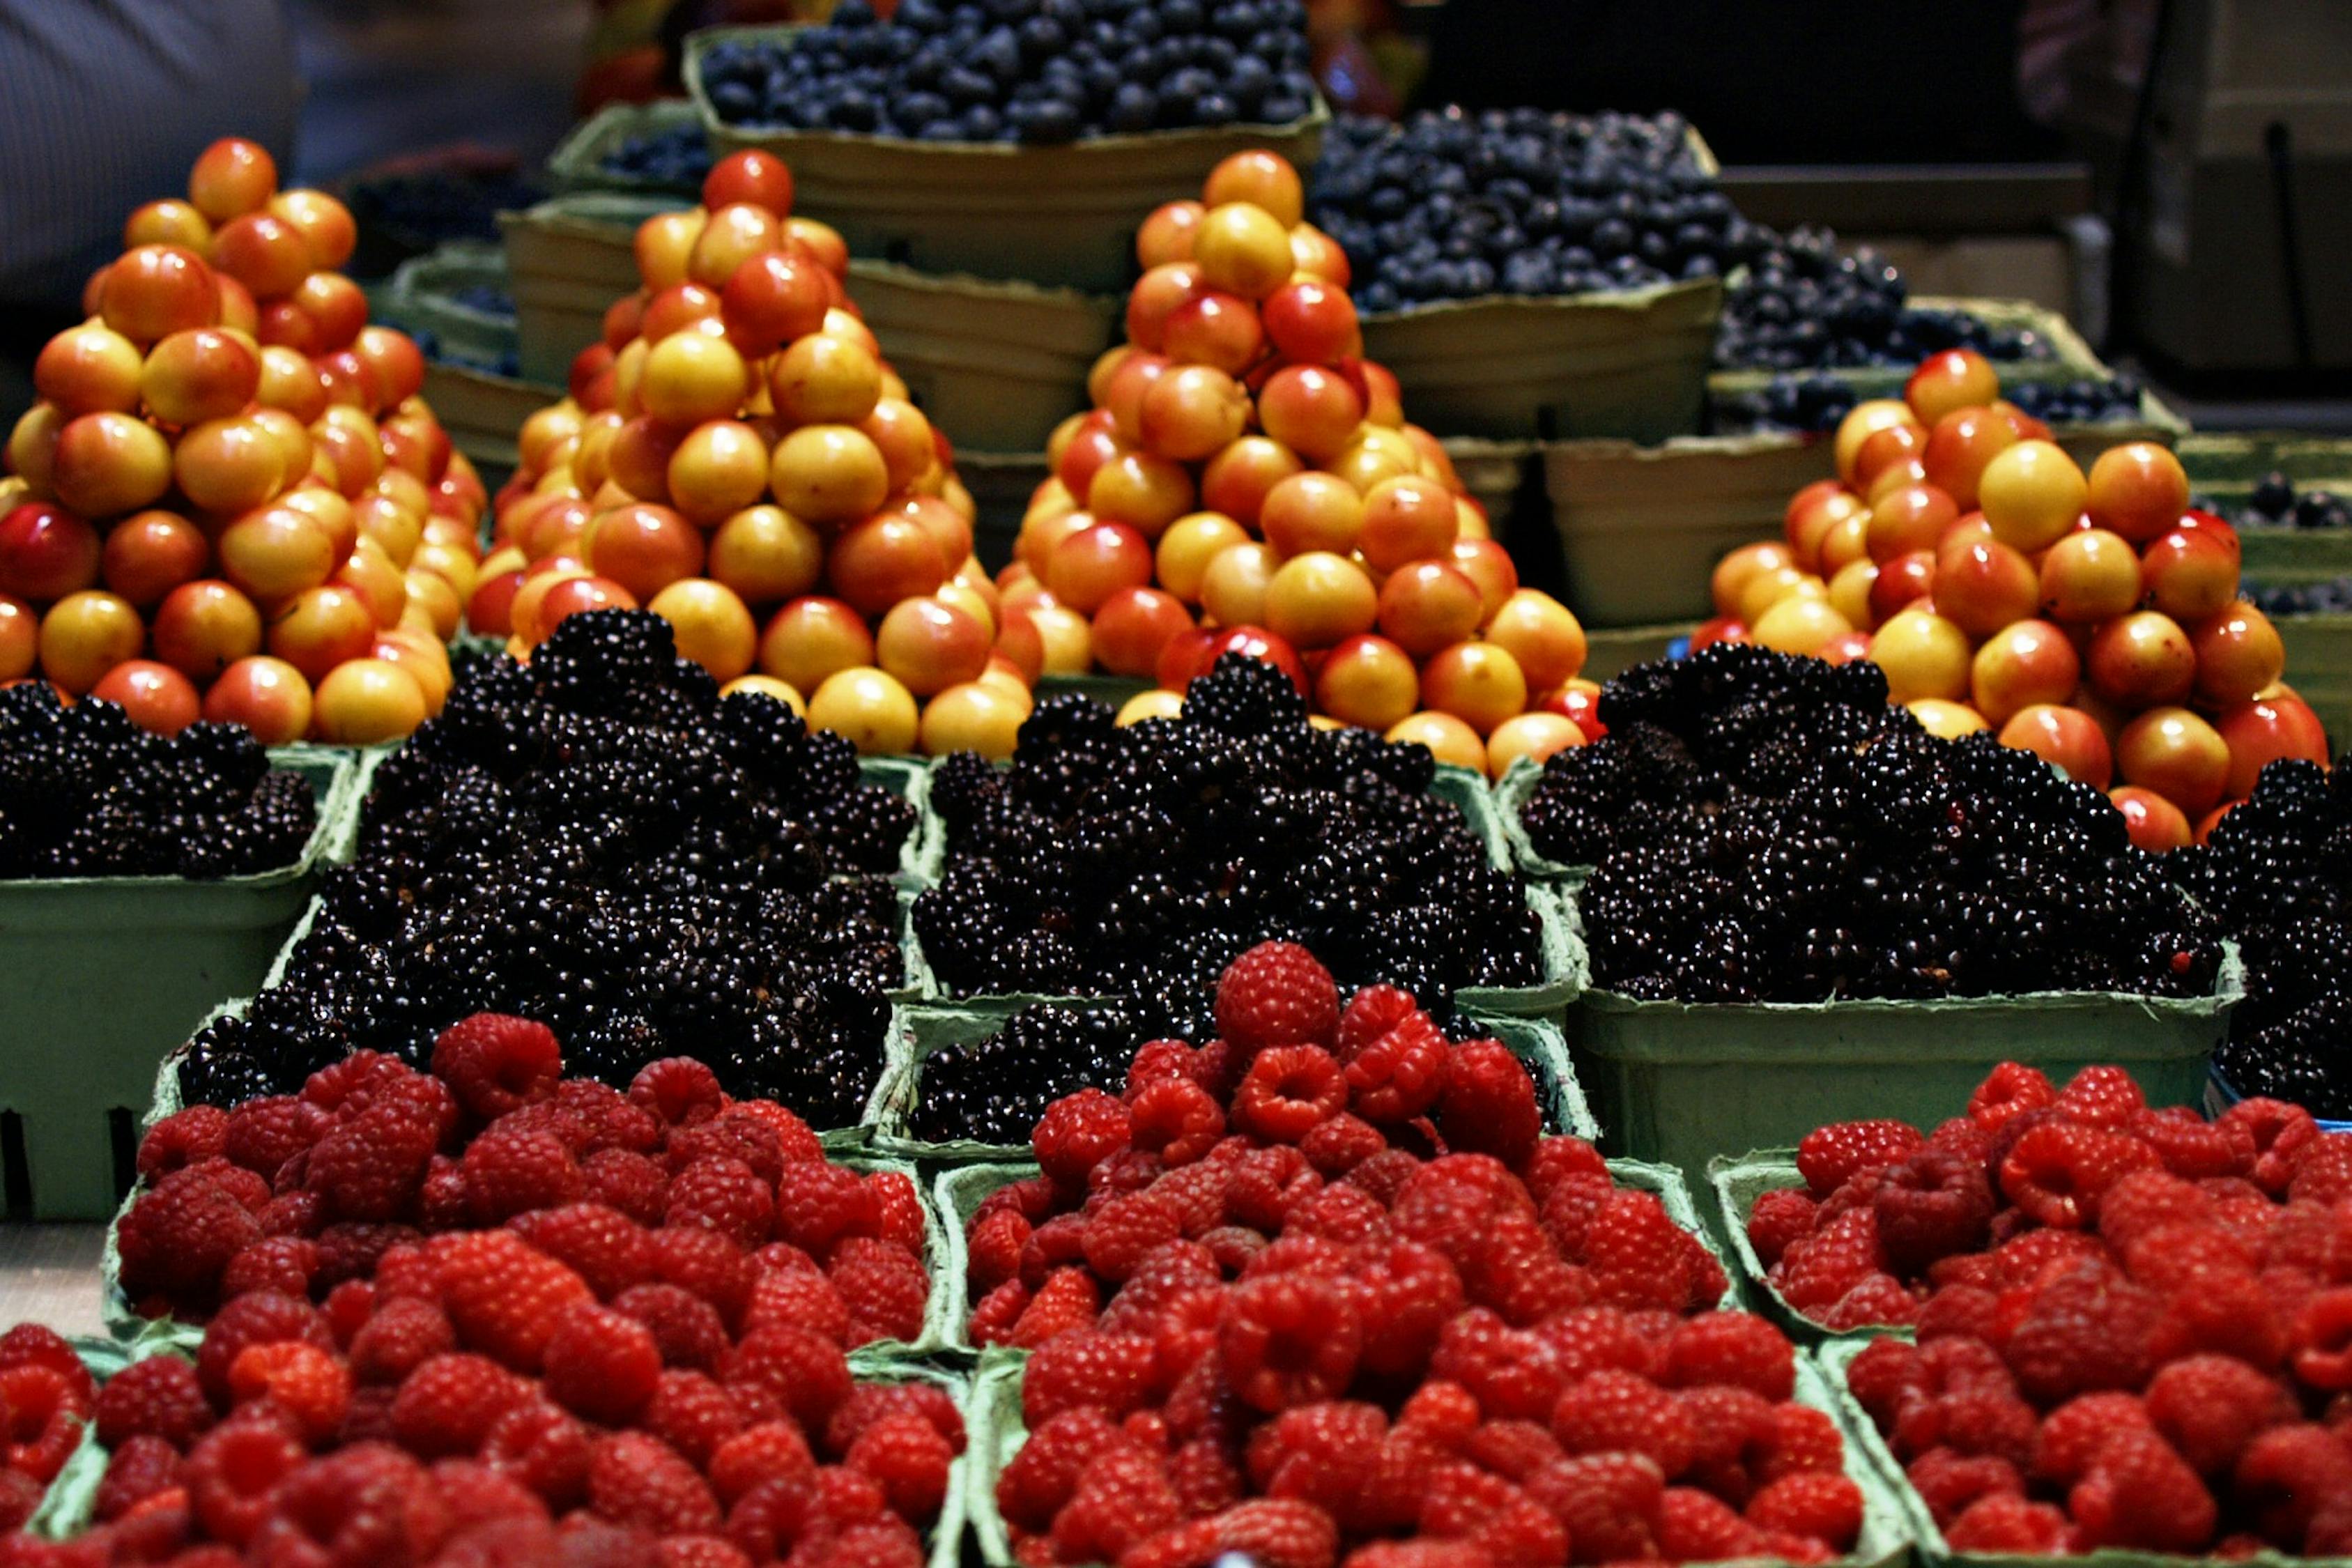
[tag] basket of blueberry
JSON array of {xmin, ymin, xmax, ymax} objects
[
  {"xmin": 1307, "ymin": 108, "xmax": 1726, "ymax": 443},
  {"xmin": 546, "ymin": 98, "xmax": 713, "ymax": 197},
  {"xmin": 2183, "ymin": 433, "xmax": 2352, "ymax": 588},
  {"xmin": 683, "ymin": 0, "xmax": 1328, "ymax": 292}
]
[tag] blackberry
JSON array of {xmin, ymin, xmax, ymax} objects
[
  {"xmin": 1553, "ymin": 645, "xmax": 2222, "ymax": 1005},
  {"xmin": 0, "ymin": 688, "xmax": 316, "ymax": 882},
  {"xmin": 913, "ymin": 653, "xmax": 1543, "ymax": 1020},
  {"xmin": 173, "ymin": 611, "xmax": 908, "ymax": 1116},
  {"xmin": 909, "ymin": 1003, "xmax": 1136, "ymax": 1144}
]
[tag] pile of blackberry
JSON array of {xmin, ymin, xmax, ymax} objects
[
  {"xmin": 0, "ymin": 685, "xmax": 315, "ymax": 881},
  {"xmin": 1523, "ymin": 644, "xmax": 2222, "ymax": 1003},
  {"xmin": 174, "ymin": 611, "xmax": 915, "ymax": 1125},
  {"xmin": 1712, "ymin": 224, "xmax": 2054, "ymax": 372},
  {"xmin": 914, "ymin": 655, "xmax": 1543, "ymax": 1033},
  {"xmin": 597, "ymin": 120, "xmax": 712, "ymax": 190},
  {"xmin": 1307, "ymin": 108, "xmax": 1747, "ymax": 312},
  {"xmin": 2209, "ymin": 471, "xmax": 2351, "ymax": 532},
  {"xmin": 695, "ymin": 0, "xmax": 1316, "ymax": 146},
  {"xmin": 907, "ymin": 1001, "xmax": 1138, "ymax": 1145},
  {"xmin": 2172, "ymin": 760, "xmax": 2352, "ymax": 1116}
]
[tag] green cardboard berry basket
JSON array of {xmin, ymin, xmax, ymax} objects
[
  {"xmin": 546, "ymin": 98, "xmax": 709, "ymax": 197},
  {"xmin": 1493, "ymin": 754, "xmax": 1590, "ymax": 888},
  {"xmin": 864, "ymin": 1002, "xmax": 1601, "ymax": 1165},
  {"xmin": 1363, "ymin": 272, "xmax": 1723, "ymax": 445},
  {"xmin": 682, "ymin": 24, "xmax": 1329, "ymax": 293},
  {"xmin": 840, "ymin": 1352, "xmax": 983, "ymax": 1568},
  {"xmin": 2181, "ymin": 431, "xmax": 2352, "ymax": 590},
  {"xmin": 1707, "ymin": 1151, "xmax": 1913, "ymax": 1347},
  {"xmin": 962, "ymin": 1342, "xmax": 1909, "ymax": 1568},
  {"xmin": 371, "ymin": 245, "xmax": 558, "ymax": 477},
  {"xmin": 1705, "ymin": 296, "xmax": 2114, "ymax": 404},
  {"xmin": 0, "ymin": 751, "xmax": 361, "ymax": 1221},
  {"xmin": 19, "ymin": 1335, "xmax": 157, "ymax": 1543},
  {"xmin": 498, "ymin": 191, "xmax": 689, "ymax": 384},
  {"xmin": 1566, "ymin": 932, "xmax": 2245, "ymax": 1180},
  {"xmin": 2273, "ymin": 613, "xmax": 2352, "ymax": 748},
  {"xmin": 928, "ymin": 1155, "xmax": 1730, "ymax": 1358},
  {"xmin": 845, "ymin": 259, "xmax": 1119, "ymax": 454}
]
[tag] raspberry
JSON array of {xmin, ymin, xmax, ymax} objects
[
  {"xmin": 2293, "ymin": 1287, "xmax": 2352, "ymax": 1391},
  {"xmin": 506, "ymin": 1203, "xmax": 652, "ymax": 1300},
  {"xmin": 647, "ymin": 1226, "xmax": 756, "ymax": 1330},
  {"xmin": 1124, "ymin": 1076, "xmax": 1227, "ymax": 1170},
  {"xmin": 535, "ymin": 1301, "xmax": 662, "ymax": 1426},
  {"xmin": 1220, "ymin": 1273, "xmax": 1362, "ymax": 1413},
  {"xmin": 1548, "ymin": 1369, "xmax": 1695, "ymax": 1475},
  {"xmin": 1757, "ymin": 1403, "xmax": 1845, "ymax": 1483},
  {"xmin": 428, "ymin": 1229, "xmax": 594, "ymax": 1372},
  {"xmin": 2236, "ymin": 1423, "xmax": 2352, "ymax": 1547},
  {"xmin": 2291, "ymin": 1135, "xmax": 2352, "ymax": 1206},
  {"xmin": 1903, "ymin": 1385, "xmax": 2036, "ymax": 1473},
  {"xmin": 2031, "ymin": 1392, "xmax": 2152, "ymax": 1485},
  {"xmin": 2133, "ymin": 1107, "xmax": 2253, "ymax": 1181},
  {"xmin": 185, "ymin": 1417, "xmax": 307, "ymax": 1546},
  {"xmin": 831, "ymin": 1237, "xmax": 928, "ymax": 1345},
  {"xmin": 844, "ymin": 1413, "xmax": 953, "ymax": 1523},
  {"xmin": 1434, "ymin": 1039, "xmax": 1542, "ymax": 1172},
  {"xmin": 1869, "ymin": 1148, "xmax": 1994, "ymax": 1275},
  {"xmin": 223, "ymin": 1096, "xmax": 325, "ymax": 1179},
  {"xmin": 1231, "ymin": 1047, "xmax": 1346, "ymax": 1144},
  {"xmin": 344, "ymin": 1296, "xmax": 453, "ymax": 1388},
  {"xmin": 431, "ymin": 1456, "xmax": 547, "ymax": 1531},
  {"xmin": 1968, "ymin": 1063, "xmax": 2057, "ymax": 1129},
  {"xmin": 1656, "ymin": 1486, "xmax": 1765, "ymax": 1560},
  {"xmin": 743, "ymin": 1264, "xmax": 852, "ymax": 1347},
  {"xmin": 94, "ymin": 1353, "xmax": 213, "ymax": 1450},
  {"xmin": 2222, "ymin": 1097, "xmax": 2320, "ymax": 1195},
  {"xmin": 2144, "ymin": 1355, "xmax": 2297, "ymax": 1477},
  {"xmin": 1745, "ymin": 1188, "xmax": 1818, "ymax": 1270},
  {"xmin": 1417, "ymin": 1461, "xmax": 1565, "ymax": 1568},
  {"xmin": 1289, "ymin": 1183, "xmax": 1390, "ymax": 1247},
  {"xmin": 138, "ymin": 1105, "xmax": 230, "ymax": 1182},
  {"xmin": 1082, "ymin": 1191, "xmax": 1184, "ymax": 1284},
  {"xmin": 587, "ymin": 1431, "xmax": 721, "ymax": 1534},
  {"xmin": 2051, "ymin": 1063, "xmax": 2146, "ymax": 1128},
  {"xmin": 454, "ymin": 1128, "xmax": 581, "ymax": 1227},
  {"xmin": 999, "ymin": 1266, "xmax": 1091, "ymax": 1349},
  {"xmin": 302, "ymin": 1051, "xmax": 408, "ymax": 1118},
  {"xmin": 665, "ymin": 1158, "xmax": 774, "ymax": 1251},
  {"xmin": 758, "ymin": 1162, "xmax": 866, "ymax": 1263},
  {"xmin": 1145, "ymin": 1499, "xmax": 1340, "ymax": 1568},
  {"xmin": 995, "ymin": 1409, "xmax": 1125, "ymax": 1532},
  {"xmin": 560, "ymin": 1078, "xmax": 664, "ymax": 1155},
  {"xmin": 1661, "ymin": 1312, "xmax": 1795, "ymax": 1400},
  {"xmin": 480, "ymin": 1400, "xmax": 593, "ymax": 1509},
  {"xmin": 964, "ymin": 1207, "xmax": 1031, "ymax": 1294},
  {"xmin": 581, "ymin": 1149, "xmax": 670, "ymax": 1226},
  {"xmin": 1245, "ymin": 1401, "xmax": 1385, "ymax": 1525},
  {"xmin": 195, "ymin": 1290, "xmax": 332, "ymax": 1405},
  {"xmin": 1998, "ymin": 1121, "xmax": 2160, "ymax": 1229},
  {"xmin": 431, "ymin": 1014, "xmax": 562, "ymax": 1121},
  {"xmin": 1337, "ymin": 1004, "xmax": 1450, "ymax": 1125},
  {"xmin": 1523, "ymin": 1450, "xmax": 1659, "ymax": 1561},
  {"xmin": 1217, "ymin": 941, "xmax": 1339, "ymax": 1059},
  {"xmin": 116, "ymin": 1165, "xmax": 263, "ymax": 1309},
  {"xmin": 1022, "ymin": 1330, "xmax": 1155, "ymax": 1424},
  {"xmin": 1945, "ymin": 1493, "xmax": 2069, "ymax": 1551},
  {"xmin": 639, "ymin": 1370, "xmax": 746, "ymax": 1470},
  {"xmin": 1583, "ymin": 1189, "xmax": 1727, "ymax": 1314},
  {"xmin": 704, "ymin": 1421, "xmax": 815, "ymax": 1510},
  {"xmin": 248, "ymin": 1443, "xmax": 445, "ymax": 1567},
  {"xmin": 1464, "ymin": 1420, "xmax": 1565, "ymax": 1484},
  {"xmin": 597, "ymin": 1286, "xmax": 723, "ymax": 1376},
  {"xmin": 721, "ymin": 1325, "xmax": 851, "ymax": 1433},
  {"xmin": 827, "ymin": 1383, "xmax": 964, "ymax": 1459},
  {"xmin": 629, "ymin": 1059, "xmax": 726, "ymax": 1128},
  {"xmin": 93, "ymin": 1433, "xmax": 182, "ymax": 1522},
  {"xmin": 2070, "ymin": 1429, "xmax": 2217, "ymax": 1551},
  {"xmin": 667, "ymin": 1113, "xmax": 786, "ymax": 1187},
  {"xmin": 226, "ymin": 1341, "xmax": 350, "ymax": 1442},
  {"xmin": 306, "ymin": 1097, "xmax": 438, "ymax": 1224},
  {"xmin": 0, "ymin": 1361, "xmax": 86, "ymax": 1484},
  {"xmin": 1746, "ymin": 1472, "xmax": 1862, "ymax": 1548},
  {"xmin": 391, "ymin": 1353, "xmax": 528, "ymax": 1457},
  {"xmin": 1796, "ymin": 1120, "xmax": 1922, "ymax": 1199},
  {"xmin": 1129, "ymin": 1038, "xmax": 1206, "ymax": 1093},
  {"xmin": 1905, "ymin": 1450, "xmax": 2023, "ymax": 1529}
]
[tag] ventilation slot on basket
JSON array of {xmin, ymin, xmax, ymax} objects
[
  {"xmin": 109, "ymin": 1108, "xmax": 137, "ymax": 1207},
  {"xmin": 1, "ymin": 1114, "xmax": 28, "ymax": 1221}
]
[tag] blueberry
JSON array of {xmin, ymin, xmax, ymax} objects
[
  {"xmin": 710, "ymin": 80, "xmax": 759, "ymax": 121},
  {"xmin": 972, "ymin": 26, "xmax": 1022, "ymax": 83},
  {"xmin": 2254, "ymin": 472, "xmax": 2295, "ymax": 518},
  {"xmin": 941, "ymin": 66, "xmax": 995, "ymax": 105},
  {"xmin": 829, "ymin": 91, "xmax": 881, "ymax": 131},
  {"xmin": 1015, "ymin": 98, "xmax": 1082, "ymax": 142},
  {"xmin": 1018, "ymin": 13, "xmax": 1066, "ymax": 57},
  {"xmin": 961, "ymin": 103, "xmax": 1005, "ymax": 139},
  {"xmin": 1157, "ymin": 0, "xmax": 1204, "ymax": 32},
  {"xmin": 1107, "ymin": 81, "xmax": 1157, "ymax": 131},
  {"xmin": 1501, "ymin": 251, "xmax": 1556, "ymax": 294},
  {"xmin": 1192, "ymin": 91, "xmax": 1236, "ymax": 126}
]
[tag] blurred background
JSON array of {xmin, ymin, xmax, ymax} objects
[{"xmin": 2, "ymin": 0, "xmax": 2345, "ymax": 423}]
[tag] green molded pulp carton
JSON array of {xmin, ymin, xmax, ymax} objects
[
  {"xmin": 1568, "ymin": 945, "xmax": 2244, "ymax": 1179},
  {"xmin": 0, "ymin": 753, "xmax": 359, "ymax": 1220},
  {"xmin": 1709, "ymin": 1152, "xmax": 1913, "ymax": 1345},
  {"xmin": 547, "ymin": 99, "xmax": 707, "ymax": 197}
]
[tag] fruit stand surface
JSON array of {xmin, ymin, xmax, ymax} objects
[{"xmin": 0, "ymin": 1227, "xmax": 105, "ymax": 1339}]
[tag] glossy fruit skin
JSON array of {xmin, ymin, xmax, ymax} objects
[
  {"xmin": 1999, "ymin": 704, "xmax": 2113, "ymax": 789},
  {"xmin": 2111, "ymin": 785, "xmax": 2193, "ymax": 852}
]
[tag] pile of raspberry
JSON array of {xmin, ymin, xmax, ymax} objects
[
  {"xmin": 968, "ymin": 942, "xmax": 1871, "ymax": 1568},
  {"xmin": 31, "ymin": 1014, "xmax": 955, "ymax": 1567},
  {"xmin": 116, "ymin": 1013, "xmax": 932, "ymax": 1341},
  {"xmin": 0, "ymin": 1326, "xmax": 100, "ymax": 1531},
  {"xmin": 1751, "ymin": 1063, "xmax": 2352, "ymax": 1555}
]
